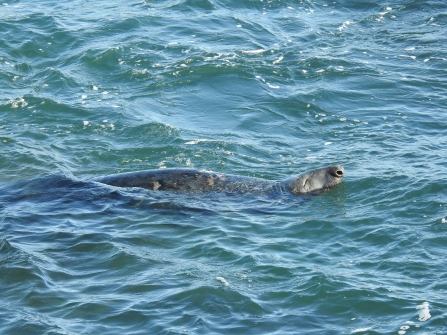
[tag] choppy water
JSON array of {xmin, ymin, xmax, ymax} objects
[{"xmin": 1, "ymin": 0, "xmax": 447, "ymax": 334}]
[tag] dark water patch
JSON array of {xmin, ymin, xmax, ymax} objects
[
  {"xmin": 101, "ymin": 17, "xmax": 144, "ymax": 35},
  {"xmin": 215, "ymin": 0, "xmax": 277, "ymax": 11},
  {"xmin": 400, "ymin": 0, "xmax": 447, "ymax": 12},
  {"xmin": 429, "ymin": 12, "xmax": 447, "ymax": 26},
  {"xmin": 81, "ymin": 47, "xmax": 124, "ymax": 72},
  {"xmin": 0, "ymin": 95, "xmax": 90, "ymax": 120},
  {"xmin": 116, "ymin": 122, "xmax": 181, "ymax": 147},
  {"xmin": 332, "ymin": 0, "xmax": 381, "ymax": 11},
  {"xmin": 175, "ymin": 0, "xmax": 215, "ymax": 11},
  {"xmin": 31, "ymin": 67, "xmax": 81, "ymax": 94},
  {"xmin": 157, "ymin": 285, "xmax": 266, "ymax": 320},
  {"xmin": 2, "ymin": 12, "xmax": 60, "ymax": 50}
]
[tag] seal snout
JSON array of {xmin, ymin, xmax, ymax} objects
[{"xmin": 329, "ymin": 166, "xmax": 344, "ymax": 178}]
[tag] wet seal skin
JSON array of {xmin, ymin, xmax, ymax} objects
[{"xmin": 94, "ymin": 166, "xmax": 344, "ymax": 195}]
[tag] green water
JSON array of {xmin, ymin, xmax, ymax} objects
[{"xmin": 1, "ymin": 0, "xmax": 447, "ymax": 334}]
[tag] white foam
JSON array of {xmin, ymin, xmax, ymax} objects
[
  {"xmin": 273, "ymin": 55, "xmax": 283, "ymax": 64},
  {"xmin": 338, "ymin": 20, "xmax": 354, "ymax": 31},
  {"xmin": 351, "ymin": 327, "xmax": 371, "ymax": 333},
  {"xmin": 10, "ymin": 97, "xmax": 28, "ymax": 108},
  {"xmin": 416, "ymin": 302, "xmax": 431, "ymax": 322},
  {"xmin": 398, "ymin": 325, "xmax": 410, "ymax": 335},
  {"xmin": 184, "ymin": 139, "xmax": 215, "ymax": 145},
  {"xmin": 442, "ymin": 218, "xmax": 446, "ymax": 223},
  {"xmin": 216, "ymin": 277, "xmax": 229, "ymax": 286},
  {"xmin": 241, "ymin": 49, "xmax": 265, "ymax": 55},
  {"xmin": 267, "ymin": 83, "xmax": 280, "ymax": 89},
  {"xmin": 83, "ymin": 121, "xmax": 89, "ymax": 126},
  {"xmin": 204, "ymin": 54, "xmax": 225, "ymax": 61}
]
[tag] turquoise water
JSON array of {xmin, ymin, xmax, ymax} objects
[{"xmin": 1, "ymin": 0, "xmax": 447, "ymax": 334}]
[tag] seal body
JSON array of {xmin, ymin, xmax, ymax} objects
[{"xmin": 94, "ymin": 166, "xmax": 344, "ymax": 195}]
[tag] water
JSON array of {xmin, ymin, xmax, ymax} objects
[{"xmin": 1, "ymin": 0, "xmax": 447, "ymax": 334}]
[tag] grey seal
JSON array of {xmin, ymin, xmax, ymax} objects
[{"xmin": 94, "ymin": 165, "xmax": 344, "ymax": 195}]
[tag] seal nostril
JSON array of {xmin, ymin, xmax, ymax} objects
[{"xmin": 330, "ymin": 169, "xmax": 344, "ymax": 178}]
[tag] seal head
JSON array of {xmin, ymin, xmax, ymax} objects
[{"xmin": 283, "ymin": 165, "xmax": 344, "ymax": 194}]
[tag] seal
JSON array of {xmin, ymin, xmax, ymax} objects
[{"xmin": 94, "ymin": 165, "xmax": 344, "ymax": 195}]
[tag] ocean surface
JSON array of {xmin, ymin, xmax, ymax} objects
[{"xmin": 1, "ymin": 0, "xmax": 446, "ymax": 334}]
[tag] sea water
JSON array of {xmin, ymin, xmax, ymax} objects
[{"xmin": 1, "ymin": 0, "xmax": 446, "ymax": 334}]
